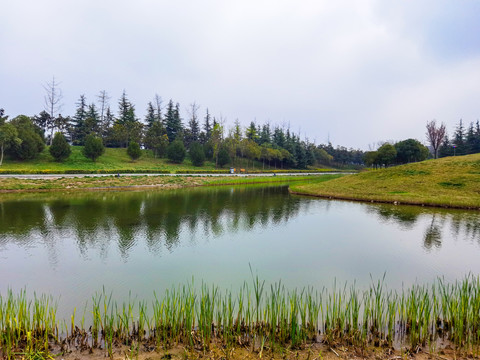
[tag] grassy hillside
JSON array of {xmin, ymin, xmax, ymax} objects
[
  {"xmin": 290, "ymin": 154, "xmax": 480, "ymax": 209},
  {"xmin": 0, "ymin": 146, "xmax": 291, "ymax": 174}
]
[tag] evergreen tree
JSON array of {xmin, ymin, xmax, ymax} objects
[
  {"xmin": 0, "ymin": 109, "xmax": 8, "ymax": 125},
  {"xmin": 465, "ymin": 122, "xmax": 477, "ymax": 154},
  {"xmin": 217, "ymin": 147, "xmax": 230, "ymax": 168},
  {"xmin": 272, "ymin": 126, "xmax": 286, "ymax": 148},
  {"xmin": 202, "ymin": 108, "xmax": 212, "ymax": 143},
  {"xmin": 189, "ymin": 141, "xmax": 205, "ymax": 166},
  {"xmin": 0, "ymin": 122, "xmax": 20, "ymax": 166},
  {"xmin": 394, "ymin": 139, "xmax": 429, "ymax": 163},
  {"xmin": 453, "ymin": 119, "xmax": 466, "ymax": 155},
  {"xmin": 72, "ymin": 95, "xmax": 88, "ymax": 145},
  {"xmin": 9, "ymin": 115, "xmax": 45, "ymax": 160},
  {"xmin": 185, "ymin": 103, "xmax": 200, "ymax": 148},
  {"xmin": 165, "ymin": 100, "xmax": 183, "ymax": 142},
  {"xmin": 439, "ymin": 133, "xmax": 454, "ymax": 157},
  {"xmin": 85, "ymin": 103, "xmax": 100, "ymax": 136},
  {"xmin": 154, "ymin": 94, "xmax": 163, "ymax": 123},
  {"xmin": 294, "ymin": 141, "xmax": 307, "ymax": 169},
  {"xmin": 166, "ymin": 139, "xmax": 186, "ymax": 163},
  {"xmin": 246, "ymin": 121, "xmax": 258, "ymax": 141},
  {"xmin": 259, "ymin": 123, "xmax": 271, "ymax": 145},
  {"xmin": 82, "ymin": 135, "xmax": 105, "ymax": 161},
  {"xmin": 49, "ymin": 132, "xmax": 71, "ymax": 162},
  {"xmin": 145, "ymin": 102, "xmax": 156, "ymax": 128},
  {"xmin": 127, "ymin": 141, "xmax": 142, "ymax": 161},
  {"xmin": 473, "ymin": 120, "xmax": 480, "ymax": 154},
  {"xmin": 101, "ymin": 106, "xmax": 114, "ymax": 140},
  {"xmin": 115, "ymin": 91, "xmax": 142, "ymax": 147},
  {"xmin": 33, "ymin": 111, "xmax": 50, "ymax": 136},
  {"xmin": 144, "ymin": 121, "xmax": 167, "ymax": 158}
]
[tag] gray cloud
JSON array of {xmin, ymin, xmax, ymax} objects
[{"xmin": 1, "ymin": 0, "xmax": 479, "ymax": 149}]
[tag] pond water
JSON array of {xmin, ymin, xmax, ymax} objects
[{"xmin": 1, "ymin": 185, "xmax": 480, "ymax": 318}]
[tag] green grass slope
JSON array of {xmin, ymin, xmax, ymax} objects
[
  {"xmin": 290, "ymin": 154, "xmax": 480, "ymax": 209},
  {"xmin": 0, "ymin": 146, "xmax": 269, "ymax": 174}
]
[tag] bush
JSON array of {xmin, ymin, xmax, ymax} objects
[
  {"xmin": 167, "ymin": 140, "xmax": 186, "ymax": 163},
  {"xmin": 82, "ymin": 135, "xmax": 105, "ymax": 162},
  {"xmin": 189, "ymin": 142, "xmax": 205, "ymax": 166},
  {"xmin": 49, "ymin": 132, "xmax": 71, "ymax": 161},
  {"xmin": 127, "ymin": 141, "xmax": 142, "ymax": 161},
  {"xmin": 217, "ymin": 147, "xmax": 231, "ymax": 168},
  {"xmin": 9, "ymin": 115, "xmax": 45, "ymax": 160}
]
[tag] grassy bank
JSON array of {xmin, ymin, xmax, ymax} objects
[
  {"xmin": 0, "ymin": 146, "xmax": 335, "ymax": 174},
  {"xmin": 0, "ymin": 174, "xmax": 341, "ymax": 192},
  {"xmin": 2, "ymin": 276, "xmax": 480, "ymax": 359},
  {"xmin": 290, "ymin": 154, "xmax": 480, "ymax": 209}
]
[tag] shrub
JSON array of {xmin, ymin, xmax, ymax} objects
[
  {"xmin": 189, "ymin": 142, "xmax": 205, "ymax": 166},
  {"xmin": 9, "ymin": 115, "xmax": 45, "ymax": 160},
  {"xmin": 217, "ymin": 147, "xmax": 231, "ymax": 168},
  {"xmin": 167, "ymin": 140, "xmax": 186, "ymax": 163},
  {"xmin": 82, "ymin": 135, "xmax": 105, "ymax": 162},
  {"xmin": 49, "ymin": 132, "xmax": 71, "ymax": 161},
  {"xmin": 127, "ymin": 141, "xmax": 142, "ymax": 161}
]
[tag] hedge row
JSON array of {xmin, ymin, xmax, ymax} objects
[
  {"xmin": 0, "ymin": 169, "xmax": 171, "ymax": 175},
  {"xmin": 175, "ymin": 170, "xmax": 230, "ymax": 174}
]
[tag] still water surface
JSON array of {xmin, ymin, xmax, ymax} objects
[{"xmin": 1, "ymin": 185, "xmax": 479, "ymax": 317}]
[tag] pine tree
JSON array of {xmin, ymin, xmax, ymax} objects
[
  {"xmin": 246, "ymin": 121, "xmax": 258, "ymax": 141},
  {"xmin": 72, "ymin": 95, "xmax": 88, "ymax": 145},
  {"xmin": 49, "ymin": 132, "xmax": 71, "ymax": 162},
  {"xmin": 127, "ymin": 141, "xmax": 142, "ymax": 161},
  {"xmin": 115, "ymin": 91, "xmax": 141, "ymax": 147},
  {"xmin": 439, "ymin": 133, "xmax": 454, "ymax": 157},
  {"xmin": 259, "ymin": 123, "xmax": 271, "ymax": 145},
  {"xmin": 272, "ymin": 126, "xmax": 286, "ymax": 148},
  {"xmin": 189, "ymin": 141, "xmax": 205, "ymax": 166},
  {"xmin": 165, "ymin": 100, "xmax": 182, "ymax": 143},
  {"xmin": 466, "ymin": 122, "xmax": 476, "ymax": 154},
  {"xmin": 85, "ymin": 103, "xmax": 100, "ymax": 136},
  {"xmin": 82, "ymin": 135, "xmax": 105, "ymax": 161},
  {"xmin": 145, "ymin": 102, "xmax": 156, "ymax": 128},
  {"xmin": 202, "ymin": 109, "xmax": 212, "ymax": 143},
  {"xmin": 453, "ymin": 119, "xmax": 466, "ymax": 155},
  {"xmin": 185, "ymin": 103, "xmax": 200, "ymax": 148},
  {"xmin": 101, "ymin": 106, "xmax": 114, "ymax": 140},
  {"xmin": 144, "ymin": 121, "xmax": 167, "ymax": 158}
]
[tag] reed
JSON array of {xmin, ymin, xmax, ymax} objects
[{"xmin": 3, "ymin": 276, "xmax": 480, "ymax": 358}]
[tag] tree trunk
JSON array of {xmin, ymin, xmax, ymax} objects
[{"xmin": 0, "ymin": 144, "xmax": 3, "ymax": 166}]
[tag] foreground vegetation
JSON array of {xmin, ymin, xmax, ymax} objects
[
  {"xmin": 290, "ymin": 154, "xmax": 480, "ymax": 209},
  {"xmin": 2, "ymin": 276, "xmax": 480, "ymax": 359}
]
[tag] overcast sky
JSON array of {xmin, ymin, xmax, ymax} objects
[{"xmin": 1, "ymin": 0, "xmax": 479, "ymax": 149}]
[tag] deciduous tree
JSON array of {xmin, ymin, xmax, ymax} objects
[{"xmin": 426, "ymin": 120, "xmax": 446, "ymax": 159}]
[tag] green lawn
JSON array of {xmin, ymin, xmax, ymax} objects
[
  {"xmin": 290, "ymin": 154, "xmax": 480, "ymax": 209},
  {"xmin": 0, "ymin": 146, "xmax": 271, "ymax": 173}
]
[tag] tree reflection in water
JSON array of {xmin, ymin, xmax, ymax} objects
[
  {"xmin": 0, "ymin": 186, "xmax": 302, "ymax": 261},
  {"xmin": 365, "ymin": 203, "xmax": 480, "ymax": 250}
]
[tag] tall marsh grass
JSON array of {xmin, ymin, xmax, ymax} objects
[{"xmin": 2, "ymin": 276, "xmax": 480, "ymax": 358}]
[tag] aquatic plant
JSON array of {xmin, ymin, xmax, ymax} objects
[{"xmin": 2, "ymin": 276, "xmax": 480, "ymax": 358}]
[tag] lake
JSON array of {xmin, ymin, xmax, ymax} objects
[{"xmin": 1, "ymin": 184, "xmax": 479, "ymax": 319}]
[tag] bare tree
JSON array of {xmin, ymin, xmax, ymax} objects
[
  {"xmin": 43, "ymin": 76, "xmax": 63, "ymax": 145},
  {"xmin": 426, "ymin": 119, "xmax": 446, "ymax": 159},
  {"xmin": 154, "ymin": 94, "xmax": 163, "ymax": 122},
  {"xmin": 97, "ymin": 90, "xmax": 110, "ymax": 124}
]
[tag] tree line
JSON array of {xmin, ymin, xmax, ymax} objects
[
  {"xmin": 0, "ymin": 87, "xmax": 366, "ymax": 168},
  {"xmin": 437, "ymin": 119, "xmax": 480, "ymax": 157}
]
